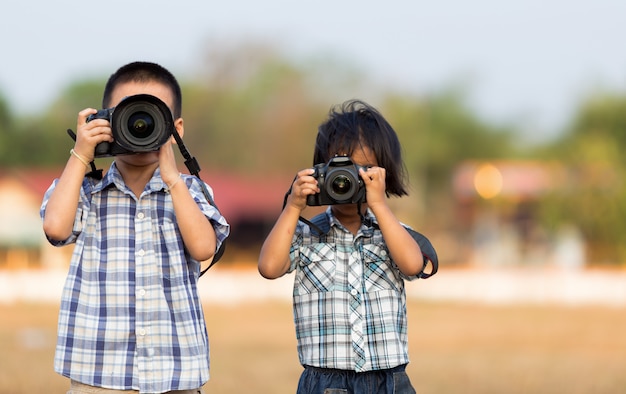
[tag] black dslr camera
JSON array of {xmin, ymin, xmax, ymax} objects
[
  {"xmin": 306, "ymin": 156, "xmax": 367, "ymax": 206},
  {"xmin": 87, "ymin": 94, "xmax": 174, "ymax": 157}
]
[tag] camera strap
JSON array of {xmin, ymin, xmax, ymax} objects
[
  {"xmin": 67, "ymin": 128, "xmax": 226, "ymax": 275},
  {"xmin": 171, "ymin": 130, "xmax": 226, "ymax": 275}
]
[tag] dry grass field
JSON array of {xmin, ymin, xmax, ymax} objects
[{"xmin": 1, "ymin": 299, "xmax": 624, "ymax": 394}]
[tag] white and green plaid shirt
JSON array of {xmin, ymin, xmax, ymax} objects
[{"xmin": 288, "ymin": 208, "xmax": 419, "ymax": 372}]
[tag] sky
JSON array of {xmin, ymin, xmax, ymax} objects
[{"xmin": 2, "ymin": 0, "xmax": 626, "ymax": 141}]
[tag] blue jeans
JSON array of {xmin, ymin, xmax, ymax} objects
[{"xmin": 296, "ymin": 364, "xmax": 416, "ymax": 394}]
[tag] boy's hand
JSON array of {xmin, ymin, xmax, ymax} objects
[
  {"xmin": 74, "ymin": 108, "xmax": 114, "ymax": 161},
  {"xmin": 287, "ymin": 168, "xmax": 319, "ymax": 211},
  {"xmin": 158, "ymin": 137, "xmax": 180, "ymax": 186},
  {"xmin": 360, "ymin": 166, "xmax": 387, "ymax": 207}
]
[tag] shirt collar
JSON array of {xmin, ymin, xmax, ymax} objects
[
  {"xmin": 326, "ymin": 206, "xmax": 379, "ymax": 236},
  {"xmin": 89, "ymin": 162, "xmax": 166, "ymax": 196}
]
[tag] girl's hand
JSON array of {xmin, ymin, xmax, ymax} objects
[
  {"xmin": 287, "ymin": 168, "xmax": 319, "ymax": 211},
  {"xmin": 360, "ymin": 166, "xmax": 387, "ymax": 207},
  {"xmin": 73, "ymin": 108, "xmax": 114, "ymax": 161},
  {"xmin": 259, "ymin": 167, "xmax": 319, "ymax": 279}
]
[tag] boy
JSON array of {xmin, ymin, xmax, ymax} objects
[{"xmin": 41, "ymin": 61, "xmax": 229, "ymax": 393}]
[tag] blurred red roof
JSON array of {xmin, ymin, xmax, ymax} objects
[{"xmin": 1, "ymin": 167, "xmax": 290, "ymax": 223}]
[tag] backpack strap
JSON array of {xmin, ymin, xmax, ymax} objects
[
  {"xmin": 298, "ymin": 213, "xmax": 329, "ymax": 242},
  {"xmin": 308, "ymin": 213, "xmax": 331, "ymax": 236},
  {"xmin": 299, "ymin": 213, "xmax": 438, "ymax": 279},
  {"xmin": 405, "ymin": 228, "xmax": 438, "ymax": 279}
]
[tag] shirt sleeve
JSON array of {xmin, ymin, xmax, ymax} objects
[
  {"xmin": 186, "ymin": 175, "xmax": 230, "ymax": 250},
  {"xmin": 286, "ymin": 221, "xmax": 308, "ymax": 274},
  {"xmin": 397, "ymin": 223, "xmax": 426, "ymax": 282},
  {"xmin": 39, "ymin": 178, "xmax": 89, "ymax": 247}
]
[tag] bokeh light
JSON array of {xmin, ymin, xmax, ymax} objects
[{"xmin": 473, "ymin": 163, "xmax": 503, "ymax": 199}]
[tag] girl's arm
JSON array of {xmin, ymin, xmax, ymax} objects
[
  {"xmin": 258, "ymin": 169, "xmax": 319, "ymax": 279},
  {"xmin": 361, "ymin": 167, "xmax": 424, "ymax": 277}
]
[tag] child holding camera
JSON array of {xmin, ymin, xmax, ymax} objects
[
  {"xmin": 41, "ymin": 61, "xmax": 229, "ymax": 393},
  {"xmin": 258, "ymin": 99, "xmax": 434, "ymax": 394}
]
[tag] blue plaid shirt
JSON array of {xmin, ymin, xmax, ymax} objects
[
  {"xmin": 40, "ymin": 163, "xmax": 229, "ymax": 393},
  {"xmin": 288, "ymin": 208, "xmax": 419, "ymax": 372}
]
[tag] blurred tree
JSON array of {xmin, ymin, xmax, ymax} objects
[
  {"xmin": 0, "ymin": 92, "xmax": 15, "ymax": 166},
  {"xmin": 14, "ymin": 41, "xmax": 617, "ymax": 265},
  {"xmin": 381, "ymin": 88, "xmax": 518, "ymax": 231},
  {"xmin": 4, "ymin": 80, "xmax": 105, "ymax": 166},
  {"xmin": 183, "ymin": 41, "xmax": 367, "ymax": 175},
  {"xmin": 538, "ymin": 92, "xmax": 626, "ymax": 264},
  {"xmin": 182, "ymin": 58, "xmax": 323, "ymax": 174}
]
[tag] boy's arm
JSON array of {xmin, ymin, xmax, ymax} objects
[
  {"xmin": 42, "ymin": 109, "xmax": 112, "ymax": 241},
  {"xmin": 258, "ymin": 169, "xmax": 318, "ymax": 279},
  {"xmin": 159, "ymin": 139, "xmax": 218, "ymax": 264},
  {"xmin": 361, "ymin": 167, "xmax": 424, "ymax": 277},
  {"xmin": 168, "ymin": 179, "xmax": 218, "ymax": 265}
]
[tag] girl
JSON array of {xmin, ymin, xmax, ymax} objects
[{"xmin": 259, "ymin": 99, "xmax": 435, "ymax": 394}]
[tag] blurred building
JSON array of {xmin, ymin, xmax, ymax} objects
[
  {"xmin": 452, "ymin": 160, "xmax": 585, "ymax": 269},
  {"xmin": 0, "ymin": 169, "xmax": 67, "ymax": 269},
  {"xmin": 0, "ymin": 168, "xmax": 291, "ymax": 269}
]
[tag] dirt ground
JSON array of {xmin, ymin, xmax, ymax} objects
[{"xmin": 1, "ymin": 300, "xmax": 624, "ymax": 394}]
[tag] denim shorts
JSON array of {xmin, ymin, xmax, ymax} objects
[{"xmin": 296, "ymin": 364, "xmax": 416, "ymax": 394}]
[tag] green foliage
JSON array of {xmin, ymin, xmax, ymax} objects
[
  {"xmin": 181, "ymin": 59, "xmax": 325, "ymax": 174},
  {"xmin": 384, "ymin": 89, "xmax": 516, "ymax": 191},
  {"xmin": 0, "ymin": 93, "xmax": 15, "ymax": 166},
  {"xmin": 3, "ymin": 80, "xmax": 106, "ymax": 166},
  {"xmin": 4, "ymin": 42, "xmax": 626, "ymax": 265},
  {"xmin": 538, "ymin": 92, "xmax": 626, "ymax": 263}
]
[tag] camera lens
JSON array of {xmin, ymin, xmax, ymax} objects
[
  {"xmin": 111, "ymin": 94, "xmax": 174, "ymax": 153},
  {"xmin": 127, "ymin": 111, "xmax": 155, "ymax": 138},
  {"xmin": 326, "ymin": 169, "xmax": 359, "ymax": 203},
  {"xmin": 331, "ymin": 175, "xmax": 352, "ymax": 195}
]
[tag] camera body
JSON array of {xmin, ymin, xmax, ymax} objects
[
  {"xmin": 306, "ymin": 156, "xmax": 367, "ymax": 206},
  {"xmin": 87, "ymin": 94, "xmax": 174, "ymax": 157}
]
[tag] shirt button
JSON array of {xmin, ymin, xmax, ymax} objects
[
  {"xmin": 351, "ymin": 289, "xmax": 358, "ymax": 296},
  {"xmin": 138, "ymin": 249, "xmax": 145, "ymax": 257},
  {"xmin": 138, "ymin": 289, "xmax": 146, "ymax": 297},
  {"xmin": 139, "ymin": 329, "xmax": 146, "ymax": 336},
  {"xmin": 137, "ymin": 212, "xmax": 145, "ymax": 219}
]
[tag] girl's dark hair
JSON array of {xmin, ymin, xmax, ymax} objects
[
  {"xmin": 102, "ymin": 61, "xmax": 183, "ymax": 118},
  {"xmin": 313, "ymin": 99, "xmax": 408, "ymax": 197}
]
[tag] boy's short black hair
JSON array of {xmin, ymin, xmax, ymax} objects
[
  {"xmin": 313, "ymin": 99, "xmax": 408, "ymax": 197},
  {"xmin": 102, "ymin": 61, "xmax": 183, "ymax": 118}
]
